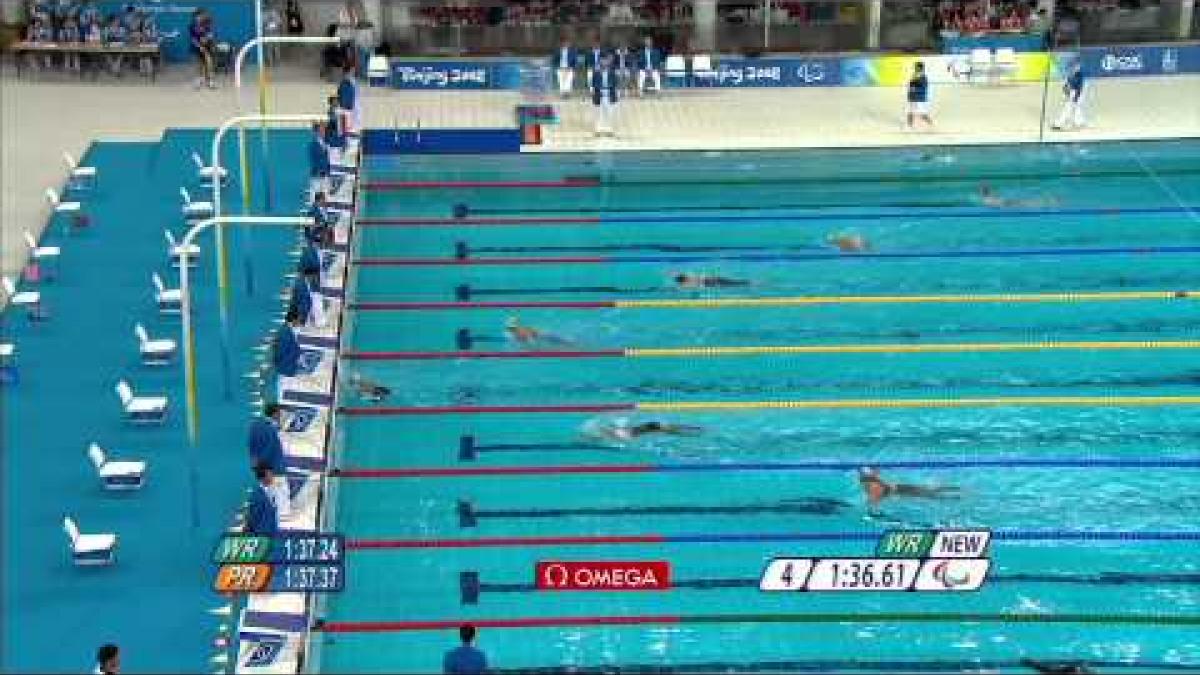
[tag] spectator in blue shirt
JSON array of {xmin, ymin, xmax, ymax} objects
[
  {"xmin": 636, "ymin": 35, "xmax": 663, "ymax": 95},
  {"xmin": 552, "ymin": 35, "xmax": 577, "ymax": 97},
  {"xmin": 1052, "ymin": 61, "xmax": 1087, "ymax": 131},
  {"xmin": 905, "ymin": 61, "xmax": 932, "ymax": 130},
  {"xmin": 443, "ymin": 624, "xmax": 487, "ymax": 674},
  {"xmin": 79, "ymin": 1, "xmax": 101, "ymax": 26},
  {"xmin": 135, "ymin": 13, "xmax": 159, "ymax": 77},
  {"xmin": 246, "ymin": 464, "xmax": 279, "ymax": 536},
  {"xmin": 26, "ymin": 17, "xmax": 55, "ymax": 71},
  {"xmin": 273, "ymin": 309, "xmax": 303, "ymax": 378},
  {"xmin": 248, "ymin": 403, "xmax": 286, "ymax": 474},
  {"xmin": 59, "ymin": 16, "xmax": 81, "ymax": 72}
]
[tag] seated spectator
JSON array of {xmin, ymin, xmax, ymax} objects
[
  {"xmin": 59, "ymin": 15, "xmax": 81, "ymax": 73},
  {"xmin": 79, "ymin": 0, "xmax": 100, "ymax": 27},
  {"xmin": 26, "ymin": 16, "xmax": 55, "ymax": 71},
  {"xmin": 135, "ymin": 13, "xmax": 159, "ymax": 77},
  {"xmin": 102, "ymin": 15, "xmax": 128, "ymax": 76}
]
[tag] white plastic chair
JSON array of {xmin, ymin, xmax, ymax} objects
[
  {"xmin": 115, "ymin": 379, "xmax": 168, "ymax": 423},
  {"xmin": 191, "ymin": 151, "xmax": 228, "ymax": 184},
  {"xmin": 62, "ymin": 516, "xmax": 117, "ymax": 565},
  {"xmin": 164, "ymin": 229, "xmax": 200, "ymax": 266},
  {"xmin": 969, "ymin": 48, "xmax": 994, "ymax": 83},
  {"xmin": 24, "ymin": 231, "xmax": 61, "ymax": 263},
  {"xmin": 87, "ymin": 443, "xmax": 146, "ymax": 490},
  {"xmin": 2, "ymin": 276, "xmax": 41, "ymax": 311},
  {"xmin": 691, "ymin": 54, "xmax": 715, "ymax": 85},
  {"xmin": 63, "ymin": 152, "xmax": 97, "ymax": 188},
  {"xmin": 44, "ymin": 187, "xmax": 81, "ymax": 214},
  {"xmin": 367, "ymin": 55, "xmax": 390, "ymax": 82},
  {"xmin": 179, "ymin": 187, "xmax": 214, "ymax": 220},
  {"xmin": 134, "ymin": 323, "xmax": 177, "ymax": 364},
  {"xmin": 993, "ymin": 47, "xmax": 1017, "ymax": 81},
  {"xmin": 151, "ymin": 273, "xmax": 181, "ymax": 314},
  {"xmin": 665, "ymin": 54, "xmax": 687, "ymax": 81}
]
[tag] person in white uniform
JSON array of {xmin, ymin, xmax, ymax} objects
[{"xmin": 552, "ymin": 36, "xmax": 577, "ymax": 98}]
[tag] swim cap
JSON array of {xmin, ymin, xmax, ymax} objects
[
  {"xmin": 858, "ymin": 466, "xmax": 879, "ymax": 479},
  {"xmin": 506, "ymin": 316, "xmax": 519, "ymax": 328}
]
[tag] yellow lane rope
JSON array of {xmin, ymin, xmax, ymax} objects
[
  {"xmin": 617, "ymin": 290, "xmax": 1198, "ymax": 309},
  {"xmin": 625, "ymin": 340, "xmax": 1200, "ymax": 357},
  {"xmin": 637, "ymin": 396, "xmax": 1200, "ymax": 412}
]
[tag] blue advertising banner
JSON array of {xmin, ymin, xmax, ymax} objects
[
  {"xmin": 1078, "ymin": 43, "xmax": 1200, "ymax": 77},
  {"xmin": 390, "ymin": 60, "xmax": 525, "ymax": 90},
  {"xmin": 940, "ymin": 32, "xmax": 1046, "ymax": 55},
  {"xmin": 96, "ymin": 0, "xmax": 257, "ymax": 63},
  {"xmin": 694, "ymin": 58, "xmax": 840, "ymax": 88}
]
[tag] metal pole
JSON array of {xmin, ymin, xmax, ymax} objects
[
  {"xmin": 233, "ymin": 36, "xmax": 342, "ymax": 296},
  {"xmin": 210, "ymin": 114, "xmax": 326, "ymax": 399},
  {"xmin": 179, "ymin": 215, "xmax": 314, "ymax": 442},
  {"xmin": 763, "ymin": 0, "xmax": 771, "ymax": 51}
]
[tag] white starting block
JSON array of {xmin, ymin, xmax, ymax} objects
[
  {"xmin": 63, "ymin": 517, "xmax": 117, "ymax": 566},
  {"xmin": 164, "ymin": 229, "xmax": 200, "ymax": 267},
  {"xmin": 180, "ymin": 187, "xmax": 214, "ymax": 221},
  {"xmin": 115, "ymin": 379, "xmax": 168, "ymax": 424},
  {"xmin": 152, "ymin": 273, "xmax": 181, "ymax": 314},
  {"xmin": 134, "ymin": 323, "xmax": 177, "ymax": 365},
  {"xmin": 63, "ymin": 152, "xmax": 97, "ymax": 189},
  {"xmin": 191, "ymin": 151, "xmax": 229, "ymax": 185}
]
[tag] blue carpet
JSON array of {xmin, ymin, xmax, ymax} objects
[{"xmin": 1, "ymin": 128, "xmax": 311, "ymax": 671}]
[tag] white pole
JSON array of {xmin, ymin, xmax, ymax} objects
[{"xmin": 209, "ymin": 113, "xmax": 326, "ymax": 399}]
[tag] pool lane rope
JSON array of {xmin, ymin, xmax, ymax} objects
[
  {"xmin": 351, "ymin": 289, "xmax": 1200, "ymax": 311},
  {"xmin": 344, "ymin": 339, "xmax": 1200, "ymax": 361},
  {"xmin": 316, "ymin": 611, "xmax": 1200, "ymax": 633},
  {"xmin": 339, "ymin": 395, "xmax": 1200, "ymax": 417},
  {"xmin": 353, "ymin": 244, "xmax": 1200, "ymax": 267}
]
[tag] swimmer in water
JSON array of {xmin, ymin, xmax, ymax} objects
[
  {"xmin": 858, "ymin": 467, "xmax": 961, "ymax": 509},
  {"xmin": 673, "ymin": 273, "xmax": 751, "ymax": 289},
  {"xmin": 587, "ymin": 417, "xmax": 704, "ymax": 441},
  {"xmin": 504, "ymin": 316, "xmax": 572, "ymax": 347},
  {"xmin": 1019, "ymin": 659, "xmax": 1094, "ymax": 675},
  {"xmin": 978, "ymin": 182, "xmax": 1060, "ymax": 208},
  {"xmin": 348, "ymin": 372, "xmax": 391, "ymax": 403},
  {"xmin": 827, "ymin": 233, "xmax": 869, "ymax": 252}
]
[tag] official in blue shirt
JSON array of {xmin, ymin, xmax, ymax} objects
[
  {"xmin": 336, "ymin": 67, "xmax": 359, "ymax": 134},
  {"xmin": 591, "ymin": 54, "xmax": 619, "ymax": 136},
  {"xmin": 443, "ymin": 624, "xmax": 487, "ymax": 674},
  {"xmin": 246, "ymin": 464, "xmax": 279, "ymax": 536},
  {"xmin": 248, "ymin": 403, "xmax": 286, "ymax": 474},
  {"xmin": 1053, "ymin": 62, "xmax": 1087, "ymax": 131},
  {"xmin": 584, "ymin": 37, "xmax": 608, "ymax": 92},
  {"xmin": 636, "ymin": 36, "xmax": 664, "ymax": 95},
  {"xmin": 905, "ymin": 61, "xmax": 932, "ymax": 130},
  {"xmin": 308, "ymin": 123, "xmax": 331, "ymax": 198},
  {"xmin": 273, "ymin": 309, "xmax": 303, "ymax": 378},
  {"xmin": 300, "ymin": 241, "xmax": 323, "ymax": 281},
  {"xmin": 306, "ymin": 192, "xmax": 334, "ymax": 246},
  {"xmin": 552, "ymin": 36, "xmax": 577, "ymax": 97}
]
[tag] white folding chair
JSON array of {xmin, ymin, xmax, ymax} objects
[
  {"xmin": 969, "ymin": 48, "xmax": 994, "ymax": 84},
  {"xmin": 367, "ymin": 55, "xmax": 390, "ymax": 84},
  {"xmin": 134, "ymin": 323, "xmax": 177, "ymax": 365},
  {"xmin": 993, "ymin": 47, "xmax": 1017, "ymax": 82},
  {"xmin": 62, "ymin": 152, "xmax": 97, "ymax": 188},
  {"xmin": 151, "ymin": 273, "xmax": 181, "ymax": 314},
  {"xmin": 62, "ymin": 516, "xmax": 117, "ymax": 565},
  {"xmin": 164, "ymin": 229, "xmax": 201, "ymax": 266},
  {"xmin": 691, "ymin": 54, "xmax": 716, "ymax": 85},
  {"xmin": 179, "ymin": 187, "xmax": 214, "ymax": 221},
  {"xmin": 115, "ymin": 379, "xmax": 169, "ymax": 424},
  {"xmin": 2, "ymin": 276, "xmax": 44, "ymax": 319},
  {"xmin": 87, "ymin": 443, "xmax": 146, "ymax": 490},
  {"xmin": 664, "ymin": 54, "xmax": 687, "ymax": 87},
  {"xmin": 191, "ymin": 151, "xmax": 228, "ymax": 185}
]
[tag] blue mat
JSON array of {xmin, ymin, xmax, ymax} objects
[{"xmin": 1, "ymin": 128, "xmax": 311, "ymax": 671}]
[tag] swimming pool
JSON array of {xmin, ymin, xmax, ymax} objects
[{"xmin": 318, "ymin": 140, "xmax": 1200, "ymax": 673}]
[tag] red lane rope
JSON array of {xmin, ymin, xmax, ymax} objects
[
  {"xmin": 365, "ymin": 178, "xmax": 601, "ymax": 189},
  {"xmin": 320, "ymin": 614, "xmax": 679, "ymax": 633},
  {"xmin": 354, "ymin": 256, "xmax": 606, "ymax": 266},
  {"xmin": 339, "ymin": 403, "xmax": 634, "ymax": 416},
  {"xmin": 347, "ymin": 534, "xmax": 664, "ymax": 549},
  {"xmin": 350, "ymin": 301, "xmax": 615, "ymax": 310},
  {"xmin": 343, "ymin": 350, "xmax": 622, "ymax": 360},
  {"xmin": 336, "ymin": 465, "xmax": 652, "ymax": 478},
  {"xmin": 357, "ymin": 216, "xmax": 602, "ymax": 226}
]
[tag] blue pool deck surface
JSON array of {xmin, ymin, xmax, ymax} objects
[
  {"xmin": 319, "ymin": 140, "xmax": 1200, "ymax": 672},
  {"xmin": 0, "ymin": 129, "xmax": 309, "ymax": 672}
]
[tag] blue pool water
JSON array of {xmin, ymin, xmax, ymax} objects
[{"xmin": 320, "ymin": 140, "xmax": 1200, "ymax": 673}]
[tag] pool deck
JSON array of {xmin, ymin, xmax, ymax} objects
[{"xmin": 4, "ymin": 64, "xmax": 1197, "ymax": 281}]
